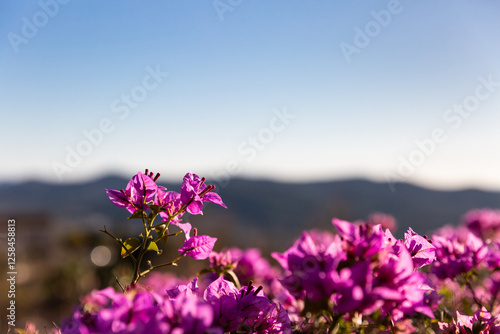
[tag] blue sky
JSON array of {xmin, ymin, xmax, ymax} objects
[{"xmin": 1, "ymin": 1, "xmax": 500, "ymax": 190}]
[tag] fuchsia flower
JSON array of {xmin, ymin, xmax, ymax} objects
[
  {"xmin": 175, "ymin": 222, "xmax": 217, "ymax": 260},
  {"xmin": 60, "ymin": 287, "xmax": 165, "ymax": 334},
  {"xmin": 162, "ymin": 278, "xmax": 218, "ymax": 334},
  {"xmin": 180, "ymin": 172, "xmax": 226, "ymax": 215},
  {"xmin": 60, "ymin": 284, "xmax": 220, "ymax": 334},
  {"xmin": 373, "ymin": 244, "xmax": 434, "ymax": 321},
  {"xmin": 178, "ymin": 234, "xmax": 218, "ymax": 260},
  {"xmin": 274, "ymin": 218, "xmax": 435, "ymax": 327},
  {"xmin": 141, "ymin": 272, "xmax": 188, "ymax": 295},
  {"xmin": 464, "ymin": 208, "xmax": 500, "ymax": 242},
  {"xmin": 106, "ymin": 171, "xmax": 226, "ymax": 219},
  {"xmin": 105, "ymin": 171, "xmax": 225, "ymax": 263},
  {"xmin": 333, "ymin": 218, "xmax": 386, "ymax": 259},
  {"xmin": 209, "ymin": 248, "xmax": 238, "ymax": 270},
  {"xmin": 439, "ymin": 307, "xmax": 500, "ymax": 333},
  {"xmin": 70, "ymin": 172, "xmax": 500, "ymax": 332},
  {"xmin": 431, "ymin": 225, "xmax": 489, "ymax": 279},
  {"xmin": 403, "ymin": 227, "xmax": 436, "ymax": 269},
  {"xmin": 203, "ymin": 277, "xmax": 292, "ymax": 333},
  {"xmin": 367, "ymin": 212, "xmax": 397, "ymax": 232},
  {"xmin": 155, "ymin": 189, "xmax": 184, "ymax": 224},
  {"xmin": 23, "ymin": 322, "xmax": 59, "ymax": 334},
  {"xmin": 228, "ymin": 248, "xmax": 274, "ymax": 283},
  {"xmin": 333, "ymin": 219, "xmax": 434, "ymax": 320},
  {"xmin": 330, "ymin": 259, "xmax": 380, "ymax": 314},
  {"xmin": 105, "ymin": 172, "xmax": 159, "ymax": 214},
  {"xmin": 271, "ymin": 230, "xmax": 344, "ymax": 302},
  {"xmin": 209, "ymin": 248, "xmax": 281, "ymax": 292}
]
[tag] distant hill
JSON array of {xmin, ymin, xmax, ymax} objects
[{"xmin": 1, "ymin": 176, "xmax": 500, "ymax": 253}]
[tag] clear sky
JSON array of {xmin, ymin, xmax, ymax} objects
[{"xmin": 1, "ymin": 1, "xmax": 500, "ymax": 190}]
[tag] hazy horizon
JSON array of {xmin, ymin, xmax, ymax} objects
[{"xmin": 3, "ymin": 169, "xmax": 500, "ymax": 194}]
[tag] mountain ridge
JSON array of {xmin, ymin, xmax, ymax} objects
[{"xmin": 2, "ymin": 175, "xmax": 500, "ymax": 252}]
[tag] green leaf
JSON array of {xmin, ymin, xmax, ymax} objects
[
  {"xmin": 148, "ymin": 204, "xmax": 161, "ymax": 214},
  {"xmin": 146, "ymin": 240, "xmax": 162, "ymax": 255},
  {"xmin": 121, "ymin": 238, "xmax": 141, "ymax": 258},
  {"xmin": 154, "ymin": 224, "xmax": 167, "ymax": 235},
  {"xmin": 128, "ymin": 210, "xmax": 147, "ymax": 219},
  {"xmin": 154, "ymin": 225, "xmax": 169, "ymax": 244}
]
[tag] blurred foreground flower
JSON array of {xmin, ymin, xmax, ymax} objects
[{"xmin": 272, "ymin": 218, "xmax": 435, "ymax": 332}]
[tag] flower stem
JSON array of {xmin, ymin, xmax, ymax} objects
[{"xmin": 99, "ymin": 226, "xmax": 137, "ymax": 265}]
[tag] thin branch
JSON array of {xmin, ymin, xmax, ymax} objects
[
  {"xmin": 99, "ymin": 226, "xmax": 137, "ymax": 264},
  {"xmin": 138, "ymin": 253, "xmax": 185, "ymax": 278},
  {"xmin": 131, "ymin": 215, "xmax": 152, "ymax": 284},
  {"xmin": 115, "ymin": 276, "xmax": 126, "ymax": 293},
  {"xmin": 465, "ymin": 278, "xmax": 485, "ymax": 310}
]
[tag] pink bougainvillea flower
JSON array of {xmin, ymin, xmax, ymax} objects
[
  {"xmin": 333, "ymin": 218, "xmax": 385, "ymax": 259},
  {"xmin": 203, "ymin": 277, "xmax": 292, "ymax": 333},
  {"xmin": 274, "ymin": 218, "xmax": 435, "ymax": 329},
  {"xmin": 367, "ymin": 212, "xmax": 397, "ymax": 232},
  {"xmin": 431, "ymin": 225, "xmax": 489, "ymax": 279},
  {"xmin": 439, "ymin": 306, "xmax": 500, "ymax": 333},
  {"xmin": 178, "ymin": 235, "xmax": 217, "ymax": 260},
  {"xmin": 61, "ymin": 284, "xmax": 220, "ymax": 334},
  {"xmin": 180, "ymin": 172, "xmax": 226, "ymax": 215},
  {"xmin": 105, "ymin": 171, "xmax": 158, "ymax": 214},
  {"xmin": 403, "ymin": 227, "xmax": 436, "ymax": 269},
  {"xmin": 154, "ymin": 189, "xmax": 184, "ymax": 223},
  {"xmin": 272, "ymin": 230, "xmax": 344, "ymax": 302},
  {"xmin": 464, "ymin": 208, "xmax": 500, "ymax": 242}
]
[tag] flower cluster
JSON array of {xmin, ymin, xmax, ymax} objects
[
  {"xmin": 17, "ymin": 172, "xmax": 500, "ymax": 333},
  {"xmin": 272, "ymin": 219, "xmax": 436, "ymax": 332},
  {"xmin": 464, "ymin": 208, "xmax": 500, "ymax": 242},
  {"xmin": 58, "ymin": 284, "xmax": 212, "ymax": 333},
  {"xmin": 103, "ymin": 170, "xmax": 226, "ymax": 285},
  {"xmin": 205, "ymin": 247, "xmax": 281, "ymax": 296},
  {"xmin": 428, "ymin": 208, "xmax": 500, "ymax": 323},
  {"xmin": 55, "ymin": 276, "xmax": 291, "ymax": 334},
  {"xmin": 203, "ymin": 277, "xmax": 291, "ymax": 333},
  {"xmin": 439, "ymin": 307, "xmax": 500, "ymax": 333}
]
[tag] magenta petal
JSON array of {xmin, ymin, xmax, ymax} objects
[
  {"xmin": 203, "ymin": 277, "xmax": 239, "ymax": 328},
  {"xmin": 172, "ymin": 222, "xmax": 192, "ymax": 240},
  {"xmin": 404, "ymin": 228, "xmax": 436, "ymax": 268},
  {"xmin": 105, "ymin": 189, "xmax": 135, "ymax": 213},
  {"xmin": 132, "ymin": 172, "xmax": 158, "ymax": 203},
  {"xmin": 162, "ymin": 190, "xmax": 181, "ymax": 204},
  {"xmin": 187, "ymin": 200, "xmax": 204, "ymax": 215},
  {"xmin": 166, "ymin": 284, "xmax": 187, "ymax": 299},
  {"xmin": 202, "ymin": 192, "xmax": 227, "ymax": 208},
  {"xmin": 332, "ymin": 218, "xmax": 358, "ymax": 241},
  {"xmin": 373, "ymin": 286, "xmax": 403, "ymax": 300},
  {"xmin": 271, "ymin": 251, "xmax": 288, "ymax": 270},
  {"xmin": 180, "ymin": 172, "xmax": 203, "ymax": 203},
  {"xmin": 204, "ymin": 276, "xmax": 239, "ymax": 302},
  {"xmin": 238, "ymin": 294, "xmax": 273, "ymax": 318},
  {"xmin": 167, "ymin": 278, "xmax": 199, "ymax": 299},
  {"xmin": 178, "ymin": 235, "xmax": 217, "ymax": 260}
]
